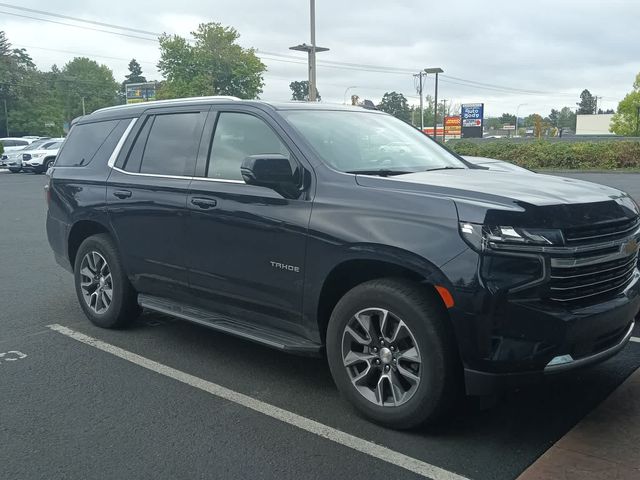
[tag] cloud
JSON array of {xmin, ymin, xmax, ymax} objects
[{"xmin": 2, "ymin": 0, "xmax": 638, "ymax": 116}]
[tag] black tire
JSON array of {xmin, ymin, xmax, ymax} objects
[
  {"xmin": 74, "ymin": 233, "xmax": 140, "ymax": 328},
  {"xmin": 39, "ymin": 158, "xmax": 54, "ymax": 174},
  {"xmin": 8, "ymin": 168, "xmax": 20, "ymax": 173},
  {"xmin": 326, "ymin": 278, "xmax": 460, "ymax": 429}
]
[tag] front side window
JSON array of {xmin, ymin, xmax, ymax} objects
[
  {"xmin": 281, "ymin": 110, "xmax": 466, "ymax": 174},
  {"xmin": 208, "ymin": 112, "xmax": 290, "ymax": 181},
  {"xmin": 138, "ymin": 112, "xmax": 205, "ymax": 176}
]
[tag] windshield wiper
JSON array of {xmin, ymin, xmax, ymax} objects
[
  {"xmin": 424, "ymin": 166, "xmax": 466, "ymax": 172},
  {"xmin": 346, "ymin": 169, "xmax": 414, "ymax": 177}
]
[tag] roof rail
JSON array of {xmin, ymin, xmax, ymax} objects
[{"xmin": 94, "ymin": 96, "xmax": 241, "ymax": 114}]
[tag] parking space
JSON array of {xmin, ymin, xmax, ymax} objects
[{"xmin": 1, "ymin": 172, "xmax": 639, "ymax": 480}]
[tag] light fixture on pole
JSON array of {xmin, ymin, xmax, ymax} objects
[
  {"xmin": 515, "ymin": 103, "xmax": 527, "ymax": 136},
  {"xmin": 425, "ymin": 67, "xmax": 443, "ymax": 140},
  {"xmin": 289, "ymin": 0, "xmax": 329, "ymax": 102}
]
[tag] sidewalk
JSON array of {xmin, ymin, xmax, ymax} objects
[{"xmin": 517, "ymin": 363, "xmax": 640, "ymax": 479}]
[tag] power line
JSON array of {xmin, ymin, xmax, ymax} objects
[{"xmin": 0, "ymin": 4, "xmax": 612, "ymax": 101}]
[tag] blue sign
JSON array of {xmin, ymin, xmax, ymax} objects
[
  {"xmin": 461, "ymin": 103, "xmax": 484, "ymax": 120},
  {"xmin": 461, "ymin": 103, "xmax": 484, "ymax": 138}
]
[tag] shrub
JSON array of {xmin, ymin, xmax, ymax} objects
[{"xmin": 448, "ymin": 140, "xmax": 640, "ymax": 170}]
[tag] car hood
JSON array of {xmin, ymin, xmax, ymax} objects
[{"xmin": 356, "ymin": 169, "xmax": 639, "ymax": 227}]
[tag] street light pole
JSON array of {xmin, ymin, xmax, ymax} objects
[
  {"xmin": 442, "ymin": 99, "xmax": 447, "ymax": 142},
  {"xmin": 289, "ymin": 1, "xmax": 329, "ymax": 102},
  {"xmin": 424, "ymin": 67, "xmax": 443, "ymax": 140},
  {"xmin": 515, "ymin": 103, "xmax": 527, "ymax": 136},
  {"xmin": 81, "ymin": 97, "xmax": 86, "ymax": 116}
]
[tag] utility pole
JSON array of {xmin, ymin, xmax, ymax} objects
[
  {"xmin": 442, "ymin": 99, "xmax": 447, "ymax": 142},
  {"xmin": 2, "ymin": 99, "xmax": 8, "ymax": 136},
  {"xmin": 81, "ymin": 97, "xmax": 86, "ymax": 116},
  {"xmin": 414, "ymin": 72, "xmax": 425, "ymax": 131},
  {"xmin": 289, "ymin": 0, "xmax": 329, "ymax": 102},
  {"xmin": 636, "ymin": 105, "xmax": 640, "ymax": 137},
  {"xmin": 595, "ymin": 96, "xmax": 602, "ymax": 114}
]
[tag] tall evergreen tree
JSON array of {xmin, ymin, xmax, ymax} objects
[
  {"xmin": 124, "ymin": 59, "xmax": 146, "ymax": 84},
  {"xmin": 577, "ymin": 89, "xmax": 597, "ymax": 114}
]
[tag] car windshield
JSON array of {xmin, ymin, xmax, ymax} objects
[
  {"xmin": 281, "ymin": 110, "xmax": 466, "ymax": 174},
  {"xmin": 24, "ymin": 140, "xmax": 52, "ymax": 151}
]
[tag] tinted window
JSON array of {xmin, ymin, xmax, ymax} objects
[
  {"xmin": 139, "ymin": 112, "xmax": 204, "ymax": 176},
  {"xmin": 55, "ymin": 119, "xmax": 121, "ymax": 167},
  {"xmin": 2, "ymin": 140, "xmax": 15, "ymax": 147},
  {"xmin": 15, "ymin": 140, "xmax": 29, "ymax": 146},
  {"xmin": 208, "ymin": 113, "xmax": 290, "ymax": 181}
]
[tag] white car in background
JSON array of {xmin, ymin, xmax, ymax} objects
[
  {"xmin": 1, "ymin": 138, "xmax": 57, "ymax": 173},
  {"xmin": 20, "ymin": 138, "xmax": 65, "ymax": 174},
  {"xmin": 0, "ymin": 137, "xmax": 34, "ymax": 154}
]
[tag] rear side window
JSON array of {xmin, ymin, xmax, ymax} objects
[
  {"xmin": 136, "ymin": 112, "xmax": 205, "ymax": 176},
  {"xmin": 15, "ymin": 140, "xmax": 29, "ymax": 146},
  {"xmin": 2, "ymin": 140, "xmax": 15, "ymax": 147},
  {"xmin": 56, "ymin": 119, "xmax": 125, "ymax": 167}
]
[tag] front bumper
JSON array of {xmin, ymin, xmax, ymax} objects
[{"xmin": 441, "ymin": 244, "xmax": 640, "ymax": 396}]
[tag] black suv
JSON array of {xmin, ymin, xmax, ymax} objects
[{"xmin": 46, "ymin": 97, "xmax": 640, "ymax": 428}]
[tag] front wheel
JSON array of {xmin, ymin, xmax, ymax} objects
[
  {"xmin": 326, "ymin": 278, "xmax": 460, "ymax": 429},
  {"xmin": 74, "ymin": 233, "xmax": 140, "ymax": 328}
]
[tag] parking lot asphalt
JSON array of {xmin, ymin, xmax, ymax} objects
[{"xmin": 1, "ymin": 170, "xmax": 639, "ymax": 480}]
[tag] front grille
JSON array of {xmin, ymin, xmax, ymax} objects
[
  {"xmin": 549, "ymin": 252, "xmax": 638, "ymax": 305},
  {"xmin": 564, "ymin": 217, "xmax": 640, "ymax": 245}
]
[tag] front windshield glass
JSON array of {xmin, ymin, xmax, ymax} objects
[{"xmin": 281, "ymin": 110, "xmax": 466, "ymax": 173}]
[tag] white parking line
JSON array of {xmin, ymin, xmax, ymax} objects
[
  {"xmin": 631, "ymin": 336, "xmax": 640, "ymax": 343},
  {"xmin": 48, "ymin": 323, "xmax": 469, "ymax": 480}
]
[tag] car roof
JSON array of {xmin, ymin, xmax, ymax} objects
[{"xmin": 78, "ymin": 97, "xmax": 382, "ymax": 124}]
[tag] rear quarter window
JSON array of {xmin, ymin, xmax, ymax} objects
[{"xmin": 55, "ymin": 119, "xmax": 129, "ymax": 167}]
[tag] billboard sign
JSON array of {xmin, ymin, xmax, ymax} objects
[
  {"xmin": 444, "ymin": 116, "xmax": 461, "ymax": 138},
  {"xmin": 461, "ymin": 103, "xmax": 484, "ymax": 138},
  {"xmin": 126, "ymin": 82, "xmax": 157, "ymax": 104}
]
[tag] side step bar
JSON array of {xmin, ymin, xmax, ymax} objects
[{"xmin": 138, "ymin": 294, "xmax": 322, "ymax": 356}]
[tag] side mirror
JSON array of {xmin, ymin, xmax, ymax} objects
[{"xmin": 241, "ymin": 154, "xmax": 299, "ymax": 194}]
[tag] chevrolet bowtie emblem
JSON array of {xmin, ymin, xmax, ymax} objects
[{"xmin": 621, "ymin": 238, "xmax": 639, "ymax": 256}]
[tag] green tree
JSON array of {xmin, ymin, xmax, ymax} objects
[
  {"xmin": 124, "ymin": 58, "xmax": 146, "ymax": 84},
  {"xmin": 577, "ymin": 89, "xmax": 596, "ymax": 114},
  {"xmin": 547, "ymin": 109, "xmax": 560, "ymax": 127},
  {"xmin": 56, "ymin": 57, "xmax": 119, "ymax": 121},
  {"xmin": 558, "ymin": 107, "xmax": 576, "ymax": 130},
  {"xmin": 157, "ymin": 23, "xmax": 265, "ymax": 100},
  {"xmin": 610, "ymin": 73, "xmax": 640, "ymax": 136},
  {"xmin": 499, "ymin": 112, "xmax": 516, "ymax": 126},
  {"xmin": 377, "ymin": 91, "xmax": 410, "ymax": 122},
  {"xmin": 289, "ymin": 80, "xmax": 320, "ymax": 101}
]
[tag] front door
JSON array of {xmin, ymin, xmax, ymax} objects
[{"xmin": 185, "ymin": 107, "xmax": 314, "ymax": 336}]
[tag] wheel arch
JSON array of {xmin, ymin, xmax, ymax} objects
[
  {"xmin": 67, "ymin": 220, "xmax": 114, "ymax": 269},
  {"xmin": 313, "ymin": 251, "xmax": 454, "ymax": 344}
]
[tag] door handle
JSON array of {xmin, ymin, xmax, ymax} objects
[
  {"xmin": 113, "ymin": 189, "xmax": 132, "ymax": 199},
  {"xmin": 190, "ymin": 197, "xmax": 217, "ymax": 209}
]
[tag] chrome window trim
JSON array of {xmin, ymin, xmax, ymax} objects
[
  {"xmin": 111, "ymin": 165, "xmax": 245, "ymax": 184},
  {"xmin": 107, "ymin": 118, "xmax": 138, "ymax": 168}
]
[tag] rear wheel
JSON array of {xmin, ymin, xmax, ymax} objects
[
  {"xmin": 39, "ymin": 158, "xmax": 54, "ymax": 174},
  {"xmin": 326, "ymin": 278, "xmax": 459, "ymax": 429},
  {"xmin": 74, "ymin": 234, "xmax": 140, "ymax": 328}
]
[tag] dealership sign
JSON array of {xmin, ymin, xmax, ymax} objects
[
  {"xmin": 126, "ymin": 82, "xmax": 157, "ymax": 104},
  {"xmin": 444, "ymin": 116, "xmax": 462, "ymax": 137},
  {"xmin": 461, "ymin": 103, "xmax": 484, "ymax": 138}
]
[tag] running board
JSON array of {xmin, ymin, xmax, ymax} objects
[{"xmin": 138, "ymin": 294, "xmax": 322, "ymax": 355}]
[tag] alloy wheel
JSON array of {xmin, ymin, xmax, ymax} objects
[
  {"xmin": 341, "ymin": 307, "xmax": 422, "ymax": 407},
  {"xmin": 79, "ymin": 251, "xmax": 113, "ymax": 314}
]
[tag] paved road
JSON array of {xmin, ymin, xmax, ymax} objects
[{"xmin": 1, "ymin": 170, "xmax": 639, "ymax": 480}]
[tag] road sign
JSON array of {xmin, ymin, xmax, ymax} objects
[{"xmin": 503, "ymin": 125, "xmax": 516, "ymax": 130}]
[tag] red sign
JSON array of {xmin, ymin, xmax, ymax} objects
[{"xmin": 444, "ymin": 116, "xmax": 461, "ymax": 127}]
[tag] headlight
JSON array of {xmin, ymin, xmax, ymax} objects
[
  {"xmin": 459, "ymin": 222, "xmax": 564, "ymax": 252},
  {"xmin": 32, "ymin": 153, "xmax": 43, "ymax": 158}
]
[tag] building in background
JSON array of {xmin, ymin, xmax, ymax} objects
[
  {"xmin": 575, "ymin": 113, "xmax": 614, "ymax": 135},
  {"xmin": 125, "ymin": 82, "xmax": 157, "ymax": 104}
]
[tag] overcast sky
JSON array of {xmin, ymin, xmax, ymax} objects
[{"xmin": 2, "ymin": 0, "xmax": 638, "ymax": 117}]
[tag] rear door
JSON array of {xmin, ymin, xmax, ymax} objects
[
  {"xmin": 184, "ymin": 106, "xmax": 314, "ymax": 334},
  {"xmin": 107, "ymin": 106, "xmax": 209, "ymax": 299}
]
